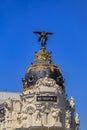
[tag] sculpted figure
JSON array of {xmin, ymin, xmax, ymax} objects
[
  {"xmin": 35, "ymin": 78, "xmax": 56, "ymax": 88},
  {"xmin": 65, "ymin": 110, "xmax": 71, "ymax": 128},
  {"xmin": 75, "ymin": 113, "xmax": 80, "ymax": 125},
  {"xmin": 52, "ymin": 108, "xmax": 61, "ymax": 122},
  {"xmin": 35, "ymin": 79, "xmax": 43, "ymax": 88},
  {"xmin": 21, "ymin": 112, "xmax": 27, "ymax": 121},
  {"xmin": 34, "ymin": 110, "xmax": 41, "ymax": 122},
  {"xmin": 16, "ymin": 112, "xmax": 28, "ymax": 128},
  {"xmin": 52, "ymin": 109, "xmax": 58, "ymax": 122},
  {"xmin": 4, "ymin": 98, "xmax": 12, "ymax": 111},
  {"xmin": 42, "ymin": 77, "xmax": 53, "ymax": 87},
  {"xmin": 34, "ymin": 31, "xmax": 53, "ymax": 47},
  {"xmin": 21, "ymin": 112, "xmax": 28, "ymax": 127},
  {"xmin": 4, "ymin": 98, "xmax": 12, "ymax": 119},
  {"xmin": 69, "ymin": 97, "xmax": 75, "ymax": 109},
  {"xmin": 75, "ymin": 113, "xmax": 80, "ymax": 130},
  {"xmin": 17, "ymin": 113, "xmax": 22, "ymax": 124}
]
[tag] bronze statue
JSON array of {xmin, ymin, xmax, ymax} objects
[{"xmin": 34, "ymin": 31, "xmax": 53, "ymax": 47}]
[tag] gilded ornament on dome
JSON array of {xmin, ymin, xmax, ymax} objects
[
  {"xmin": 36, "ymin": 54, "xmax": 41, "ymax": 60},
  {"xmin": 36, "ymin": 53, "xmax": 51, "ymax": 61},
  {"xmin": 27, "ymin": 66, "xmax": 32, "ymax": 73},
  {"xmin": 37, "ymin": 63, "xmax": 43, "ymax": 71},
  {"xmin": 22, "ymin": 85, "xmax": 34, "ymax": 92},
  {"xmin": 50, "ymin": 64, "xmax": 55, "ymax": 72}
]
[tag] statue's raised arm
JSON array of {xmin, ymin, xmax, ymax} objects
[{"xmin": 34, "ymin": 31, "xmax": 53, "ymax": 47}]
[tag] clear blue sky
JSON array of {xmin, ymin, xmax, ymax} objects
[{"xmin": 0, "ymin": 0, "xmax": 87, "ymax": 129}]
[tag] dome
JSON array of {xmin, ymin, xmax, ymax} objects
[{"xmin": 22, "ymin": 46, "xmax": 64, "ymax": 92}]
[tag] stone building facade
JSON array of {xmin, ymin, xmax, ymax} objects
[{"xmin": 0, "ymin": 33, "xmax": 80, "ymax": 130}]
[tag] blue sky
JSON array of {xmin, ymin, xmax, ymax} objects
[{"xmin": 0, "ymin": 0, "xmax": 87, "ymax": 129}]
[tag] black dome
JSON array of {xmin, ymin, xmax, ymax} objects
[{"xmin": 22, "ymin": 47, "xmax": 64, "ymax": 92}]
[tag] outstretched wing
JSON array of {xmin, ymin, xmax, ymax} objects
[
  {"xmin": 33, "ymin": 31, "xmax": 42, "ymax": 35},
  {"xmin": 46, "ymin": 32, "xmax": 53, "ymax": 35}
]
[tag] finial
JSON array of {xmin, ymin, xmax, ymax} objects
[{"xmin": 34, "ymin": 31, "xmax": 53, "ymax": 47}]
